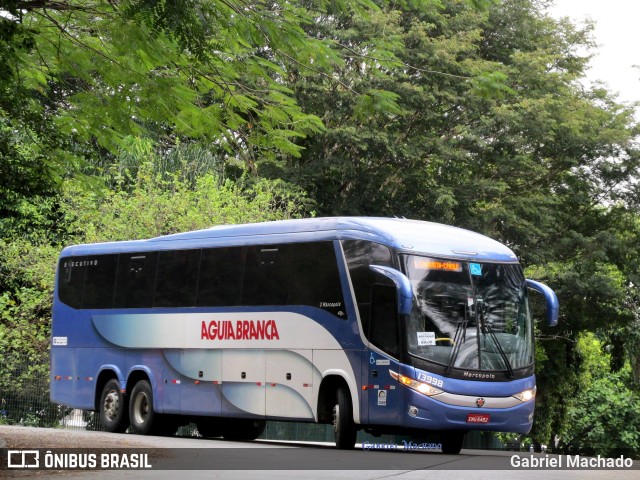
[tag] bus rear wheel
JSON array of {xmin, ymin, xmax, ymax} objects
[
  {"xmin": 99, "ymin": 378, "xmax": 129, "ymax": 433},
  {"xmin": 129, "ymin": 380, "xmax": 155, "ymax": 435},
  {"xmin": 333, "ymin": 386, "xmax": 357, "ymax": 450}
]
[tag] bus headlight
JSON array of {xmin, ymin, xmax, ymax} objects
[
  {"xmin": 513, "ymin": 387, "xmax": 536, "ymax": 402},
  {"xmin": 390, "ymin": 371, "xmax": 443, "ymax": 397}
]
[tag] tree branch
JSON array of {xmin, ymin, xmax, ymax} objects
[{"xmin": 17, "ymin": 0, "xmax": 102, "ymax": 13}]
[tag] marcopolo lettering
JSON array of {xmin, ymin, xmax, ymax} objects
[
  {"xmin": 201, "ymin": 320, "xmax": 280, "ymax": 341},
  {"xmin": 462, "ymin": 371, "xmax": 496, "ymax": 380}
]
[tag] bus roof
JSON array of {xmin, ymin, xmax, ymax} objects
[{"xmin": 61, "ymin": 217, "xmax": 519, "ymax": 262}]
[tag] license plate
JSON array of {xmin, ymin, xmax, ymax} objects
[{"xmin": 466, "ymin": 413, "xmax": 490, "ymax": 424}]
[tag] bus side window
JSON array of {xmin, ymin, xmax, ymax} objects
[
  {"xmin": 342, "ymin": 240, "xmax": 393, "ymax": 336},
  {"xmin": 82, "ymin": 254, "xmax": 118, "ymax": 309},
  {"xmin": 114, "ymin": 253, "xmax": 158, "ymax": 308},
  {"xmin": 287, "ymin": 242, "xmax": 347, "ymax": 318},
  {"xmin": 58, "ymin": 258, "xmax": 87, "ymax": 308},
  {"xmin": 242, "ymin": 246, "xmax": 289, "ymax": 306},
  {"xmin": 154, "ymin": 249, "xmax": 200, "ymax": 308},
  {"xmin": 196, "ymin": 247, "xmax": 244, "ymax": 307},
  {"xmin": 369, "ymin": 284, "xmax": 400, "ymax": 358}
]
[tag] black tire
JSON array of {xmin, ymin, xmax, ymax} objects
[
  {"xmin": 441, "ymin": 431, "xmax": 465, "ymax": 454},
  {"xmin": 196, "ymin": 418, "xmax": 223, "ymax": 438},
  {"xmin": 333, "ymin": 386, "xmax": 357, "ymax": 450},
  {"xmin": 129, "ymin": 380, "xmax": 155, "ymax": 435},
  {"xmin": 221, "ymin": 419, "xmax": 266, "ymax": 441},
  {"xmin": 99, "ymin": 378, "xmax": 129, "ymax": 433}
]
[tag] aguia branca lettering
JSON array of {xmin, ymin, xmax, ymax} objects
[{"xmin": 201, "ymin": 320, "xmax": 280, "ymax": 340}]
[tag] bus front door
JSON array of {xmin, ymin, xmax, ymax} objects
[
  {"xmin": 360, "ymin": 283, "xmax": 403, "ymax": 425},
  {"xmin": 364, "ymin": 350, "xmax": 401, "ymax": 425}
]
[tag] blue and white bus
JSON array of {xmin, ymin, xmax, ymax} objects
[{"xmin": 50, "ymin": 217, "xmax": 558, "ymax": 453}]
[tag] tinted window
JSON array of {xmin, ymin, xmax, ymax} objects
[
  {"xmin": 58, "ymin": 242, "xmax": 347, "ymax": 316},
  {"xmin": 82, "ymin": 255, "xmax": 118, "ymax": 309},
  {"xmin": 242, "ymin": 246, "xmax": 289, "ymax": 306},
  {"xmin": 287, "ymin": 242, "xmax": 346, "ymax": 318},
  {"xmin": 58, "ymin": 257, "xmax": 88, "ymax": 308},
  {"xmin": 369, "ymin": 284, "xmax": 400, "ymax": 357},
  {"xmin": 342, "ymin": 240, "xmax": 393, "ymax": 330},
  {"xmin": 154, "ymin": 249, "xmax": 200, "ymax": 307},
  {"xmin": 197, "ymin": 242, "xmax": 346, "ymax": 317},
  {"xmin": 114, "ymin": 253, "xmax": 158, "ymax": 308},
  {"xmin": 197, "ymin": 247, "xmax": 244, "ymax": 307}
]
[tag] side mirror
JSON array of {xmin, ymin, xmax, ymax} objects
[
  {"xmin": 526, "ymin": 279, "xmax": 559, "ymax": 327},
  {"xmin": 369, "ymin": 265, "xmax": 413, "ymax": 316}
]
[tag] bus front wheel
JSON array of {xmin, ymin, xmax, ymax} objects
[
  {"xmin": 129, "ymin": 380, "xmax": 155, "ymax": 435},
  {"xmin": 99, "ymin": 379, "xmax": 129, "ymax": 433},
  {"xmin": 333, "ymin": 386, "xmax": 357, "ymax": 450},
  {"xmin": 441, "ymin": 431, "xmax": 465, "ymax": 454}
]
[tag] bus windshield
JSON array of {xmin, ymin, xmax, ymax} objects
[{"xmin": 403, "ymin": 255, "xmax": 533, "ymax": 374}]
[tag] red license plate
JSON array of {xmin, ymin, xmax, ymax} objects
[{"xmin": 466, "ymin": 413, "xmax": 490, "ymax": 424}]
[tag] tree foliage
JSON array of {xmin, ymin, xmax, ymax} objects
[
  {"xmin": 2, "ymin": 0, "xmax": 336, "ymax": 155},
  {"xmin": 558, "ymin": 333, "xmax": 640, "ymax": 456},
  {"xmin": 0, "ymin": 0, "xmax": 348, "ymax": 230}
]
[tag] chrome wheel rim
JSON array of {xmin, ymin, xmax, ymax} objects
[
  {"xmin": 103, "ymin": 390, "xmax": 119, "ymax": 421},
  {"xmin": 133, "ymin": 391, "xmax": 150, "ymax": 425}
]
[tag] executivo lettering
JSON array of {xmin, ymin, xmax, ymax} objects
[{"xmin": 201, "ymin": 320, "xmax": 280, "ymax": 341}]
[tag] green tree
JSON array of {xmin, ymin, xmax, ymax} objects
[
  {"xmin": 285, "ymin": 0, "xmax": 502, "ymax": 217},
  {"xmin": 557, "ymin": 333, "xmax": 640, "ymax": 457},
  {"xmin": 0, "ymin": 0, "xmax": 361, "ymax": 238},
  {"xmin": 1, "ymin": 0, "xmax": 338, "ymax": 155}
]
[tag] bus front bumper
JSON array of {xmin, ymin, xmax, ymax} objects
[{"xmin": 401, "ymin": 388, "xmax": 535, "ymax": 434}]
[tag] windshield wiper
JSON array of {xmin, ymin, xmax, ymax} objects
[
  {"xmin": 479, "ymin": 308, "xmax": 514, "ymax": 379},
  {"xmin": 445, "ymin": 318, "xmax": 467, "ymax": 376}
]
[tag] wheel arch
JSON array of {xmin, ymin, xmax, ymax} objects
[
  {"xmin": 316, "ymin": 373, "xmax": 359, "ymax": 424},
  {"xmin": 125, "ymin": 367, "xmax": 155, "ymax": 401},
  {"xmin": 94, "ymin": 366, "xmax": 124, "ymax": 411}
]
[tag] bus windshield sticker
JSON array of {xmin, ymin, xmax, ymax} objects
[
  {"xmin": 470, "ymin": 263, "xmax": 482, "ymax": 276},
  {"xmin": 417, "ymin": 332, "xmax": 436, "ymax": 346}
]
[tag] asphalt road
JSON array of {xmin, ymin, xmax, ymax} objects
[{"xmin": 1, "ymin": 426, "xmax": 637, "ymax": 479}]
